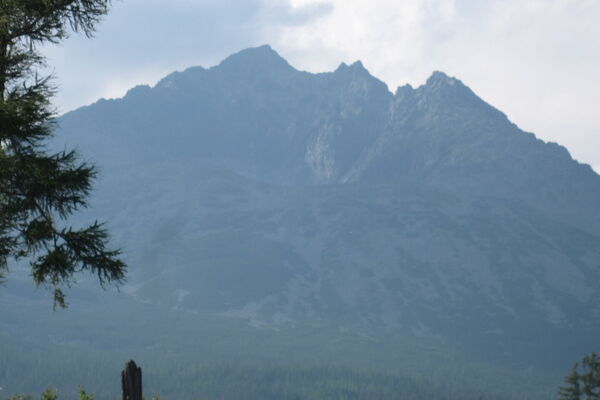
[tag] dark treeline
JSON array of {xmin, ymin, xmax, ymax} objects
[
  {"xmin": 0, "ymin": 296, "xmax": 560, "ymax": 400},
  {"xmin": 0, "ymin": 362, "xmax": 530, "ymax": 400},
  {"xmin": 0, "ymin": 342, "xmax": 555, "ymax": 400}
]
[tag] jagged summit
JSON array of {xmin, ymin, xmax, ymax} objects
[
  {"xmin": 334, "ymin": 60, "xmax": 377, "ymax": 78},
  {"xmin": 332, "ymin": 59, "xmax": 390, "ymax": 96},
  {"xmin": 420, "ymin": 70, "xmax": 473, "ymax": 96},
  {"xmin": 62, "ymin": 47, "xmax": 599, "ymax": 192},
  {"xmin": 349, "ymin": 60, "xmax": 365, "ymax": 69},
  {"xmin": 335, "ymin": 60, "xmax": 368, "ymax": 71},
  {"xmin": 393, "ymin": 71, "xmax": 461, "ymax": 96},
  {"xmin": 397, "ymin": 69, "xmax": 494, "ymax": 114},
  {"xmin": 425, "ymin": 70, "xmax": 459, "ymax": 85}
]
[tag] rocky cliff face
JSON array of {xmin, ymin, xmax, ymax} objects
[{"xmin": 53, "ymin": 45, "xmax": 600, "ymax": 365}]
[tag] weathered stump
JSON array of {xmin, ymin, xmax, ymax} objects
[{"xmin": 122, "ymin": 360, "xmax": 142, "ymax": 400}]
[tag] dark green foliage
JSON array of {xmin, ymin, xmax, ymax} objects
[
  {"xmin": 76, "ymin": 390, "xmax": 93, "ymax": 400},
  {"xmin": 559, "ymin": 353, "xmax": 600, "ymax": 400},
  {"xmin": 5, "ymin": 388, "xmax": 93, "ymax": 400},
  {"xmin": 560, "ymin": 368, "xmax": 583, "ymax": 400},
  {"xmin": 0, "ymin": 0, "xmax": 125, "ymax": 307},
  {"xmin": 40, "ymin": 388, "xmax": 57, "ymax": 400},
  {"xmin": 0, "ymin": 360, "xmax": 515, "ymax": 400}
]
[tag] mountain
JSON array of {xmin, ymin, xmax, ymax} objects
[{"xmin": 2, "ymin": 45, "xmax": 599, "ymax": 398}]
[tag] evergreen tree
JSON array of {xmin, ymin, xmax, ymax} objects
[
  {"xmin": 581, "ymin": 353, "xmax": 600, "ymax": 400},
  {"xmin": 0, "ymin": 0, "xmax": 126, "ymax": 308},
  {"xmin": 560, "ymin": 365, "xmax": 582, "ymax": 400},
  {"xmin": 560, "ymin": 353, "xmax": 600, "ymax": 400}
]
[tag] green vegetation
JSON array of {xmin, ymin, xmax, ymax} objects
[
  {"xmin": 0, "ymin": 309, "xmax": 556, "ymax": 400},
  {"xmin": 0, "ymin": 0, "xmax": 126, "ymax": 307},
  {"xmin": 5, "ymin": 388, "xmax": 93, "ymax": 400},
  {"xmin": 0, "ymin": 362, "xmax": 529, "ymax": 400},
  {"xmin": 559, "ymin": 353, "xmax": 600, "ymax": 400},
  {"xmin": 4, "ymin": 352, "xmax": 596, "ymax": 400}
]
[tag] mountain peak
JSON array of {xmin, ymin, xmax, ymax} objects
[
  {"xmin": 417, "ymin": 70, "xmax": 486, "ymax": 108},
  {"xmin": 395, "ymin": 83, "xmax": 414, "ymax": 97},
  {"xmin": 333, "ymin": 60, "xmax": 388, "ymax": 92},
  {"xmin": 335, "ymin": 60, "xmax": 369, "ymax": 74},
  {"xmin": 216, "ymin": 44, "xmax": 294, "ymax": 74},
  {"xmin": 350, "ymin": 60, "xmax": 366, "ymax": 70},
  {"xmin": 425, "ymin": 71, "xmax": 462, "ymax": 88}
]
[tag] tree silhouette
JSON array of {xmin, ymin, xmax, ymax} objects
[
  {"xmin": 0, "ymin": 0, "xmax": 126, "ymax": 308},
  {"xmin": 560, "ymin": 353, "xmax": 600, "ymax": 400}
]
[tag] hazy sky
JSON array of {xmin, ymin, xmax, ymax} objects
[{"xmin": 43, "ymin": 0, "xmax": 600, "ymax": 172}]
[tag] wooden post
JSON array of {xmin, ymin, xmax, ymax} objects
[{"xmin": 122, "ymin": 360, "xmax": 142, "ymax": 400}]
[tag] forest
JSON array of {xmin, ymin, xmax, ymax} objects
[{"xmin": 2, "ymin": 354, "xmax": 599, "ymax": 400}]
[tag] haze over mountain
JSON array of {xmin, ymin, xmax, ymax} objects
[{"xmin": 3, "ymin": 45, "xmax": 600, "ymax": 399}]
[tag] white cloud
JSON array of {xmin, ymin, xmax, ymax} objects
[{"xmin": 267, "ymin": 0, "xmax": 600, "ymax": 171}]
